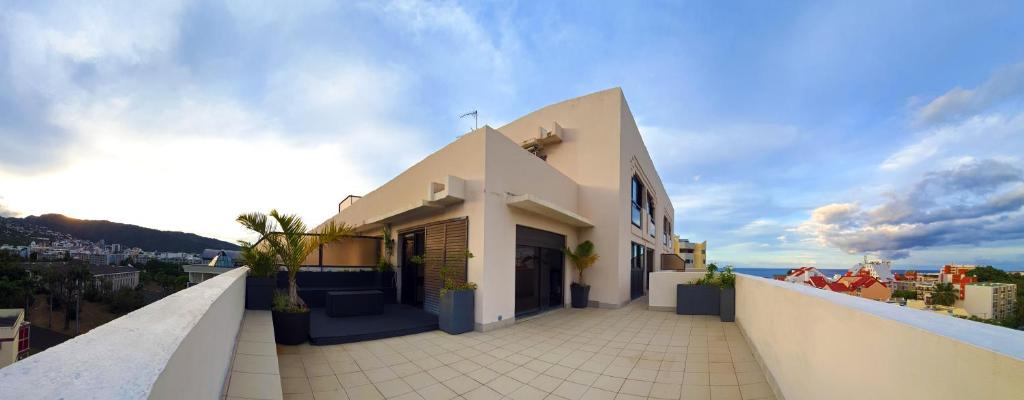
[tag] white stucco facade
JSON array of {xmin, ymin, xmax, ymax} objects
[{"xmin": 316, "ymin": 88, "xmax": 676, "ymax": 330}]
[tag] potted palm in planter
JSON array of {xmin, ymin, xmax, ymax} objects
[
  {"xmin": 566, "ymin": 240, "xmax": 598, "ymax": 308},
  {"xmin": 240, "ymin": 242, "xmax": 276, "ymax": 310},
  {"xmin": 237, "ymin": 210, "xmax": 351, "ymax": 345},
  {"xmin": 439, "ymin": 251, "xmax": 476, "ymax": 334},
  {"xmin": 677, "ymin": 263, "xmax": 721, "ymax": 315}
]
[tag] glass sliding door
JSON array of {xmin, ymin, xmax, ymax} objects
[
  {"xmin": 515, "ymin": 226, "xmax": 566, "ymax": 317},
  {"xmin": 515, "ymin": 245, "xmax": 539, "ymax": 315}
]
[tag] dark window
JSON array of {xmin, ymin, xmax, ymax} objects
[
  {"xmin": 663, "ymin": 217, "xmax": 671, "ymax": 246},
  {"xmin": 647, "ymin": 194, "xmax": 656, "ymax": 237},
  {"xmin": 630, "ymin": 242, "xmax": 646, "ymax": 299},
  {"xmin": 631, "ymin": 176, "xmax": 644, "ymax": 227}
]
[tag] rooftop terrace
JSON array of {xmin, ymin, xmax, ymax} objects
[{"xmin": 0, "ymin": 270, "xmax": 1021, "ymax": 399}]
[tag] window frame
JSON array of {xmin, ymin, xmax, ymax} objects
[
  {"xmin": 647, "ymin": 193, "xmax": 656, "ymax": 237},
  {"xmin": 631, "ymin": 175, "xmax": 644, "ymax": 228}
]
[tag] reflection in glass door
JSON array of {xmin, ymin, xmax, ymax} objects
[{"xmin": 515, "ymin": 245, "xmax": 564, "ymax": 316}]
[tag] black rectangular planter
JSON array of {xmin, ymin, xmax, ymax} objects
[
  {"xmin": 439, "ymin": 290, "xmax": 474, "ymax": 334},
  {"xmin": 245, "ymin": 277, "xmax": 274, "ymax": 310},
  {"xmin": 720, "ymin": 288, "xmax": 735, "ymax": 322},
  {"xmin": 676, "ymin": 284, "xmax": 721, "ymax": 315}
]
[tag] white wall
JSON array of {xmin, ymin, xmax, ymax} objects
[
  {"xmin": 736, "ymin": 274, "xmax": 1024, "ymax": 400},
  {"xmin": 0, "ymin": 267, "xmax": 249, "ymax": 399},
  {"xmin": 647, "ymin": 271, "xmax": 704, "ymax": 310}
]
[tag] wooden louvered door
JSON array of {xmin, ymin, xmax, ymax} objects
[{"xmin": 421, "ymin": 218, "xmax": 469, "ymax": 314}]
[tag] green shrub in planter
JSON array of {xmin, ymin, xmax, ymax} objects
[{"xmin": 438, "ymin": 252, "xmax": 476, "ymax": 334}]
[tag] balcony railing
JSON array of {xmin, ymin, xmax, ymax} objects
[
  {"xmin": 0, "ymin": 267, "xmax": 250, "ymax": 399},
  {"xmin": 735, "ymin": 274, "xmax": 1024, "ymax": 399}
]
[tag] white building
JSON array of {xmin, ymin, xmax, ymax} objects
[
  {"xmin": 0, "ymin": 309, "xmax": 27, "ymax": 369},
  {"xmin": 964, "ymin": 282, "xmax": 1018, "ymax": 320}
]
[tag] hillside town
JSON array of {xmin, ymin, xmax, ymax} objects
[{"xmin": 779, "ymin": 259, "xmax": 1021, "ymax": 327}]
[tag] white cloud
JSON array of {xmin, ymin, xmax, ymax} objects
[
  {"xmin": 799, "ymin": 159, "xmax": 1024, "ymax": 258},
  {"xmin": 881, "ymin": 113, "xmax": 1024, "ymax": 170},
  {"xmin": 913, "ymin": 62, "xmax": 1024, "ymax": 126}
]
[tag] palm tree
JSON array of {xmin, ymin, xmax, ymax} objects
[
  {"xmin": 237, "ymin": 210, "xmax": 352, "ymax": 310},
  {"xmin": 565, "ymin": 241, "xmax": 599, "ymax": 286},
  {"xmin": 931, "ymin": 282, "xmax": 958, "ymax": 306}
]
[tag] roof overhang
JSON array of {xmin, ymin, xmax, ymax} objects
[
  {"xmin": 507, "ymin": 194, "xmax": 593, "ymax": 228},
  {"xmin": 357, "ymin": 175, "xmax": 467, "ymax": 232}
]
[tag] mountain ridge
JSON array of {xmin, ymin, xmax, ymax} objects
[{"xmin": 0, "ymin": 213, "xmax": 238, "ymax": 253}]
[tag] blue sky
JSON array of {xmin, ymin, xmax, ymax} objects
[{"xmin": 2, "ymin": 1, "xmax": 1024, "ymax": 269}]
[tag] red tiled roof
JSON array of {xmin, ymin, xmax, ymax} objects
[{"xmin": 807, "ymin": 276, "xmax": 829, "ymax": 289}]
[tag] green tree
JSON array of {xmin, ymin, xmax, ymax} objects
[
  {"xmin": 237, "ymin": 210, "xmax": 351, "ymax": 310},
  {"xmin": 893, "ymin": 289, "xmax": 918, "ymax": 300},
  {"xmin": 931, "ymin": 283, "xmax": 958, "ymax": 306}
]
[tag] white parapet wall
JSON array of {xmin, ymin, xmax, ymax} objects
[
  {"xmin": 647, "ymin": 271, "xmax": 705, "ymax": 311},
  {"xmin": 735, "ymin": 274, "xmax": 1024, "ymax": 400},
  {"xmin": 0, "ymin": 266, "xmax": 249, "ymax": 399}
]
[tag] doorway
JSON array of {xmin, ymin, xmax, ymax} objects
[
  {"xmin": 631, "ymin": 242, "xmax": 645, "ymax": 299},
  {"xmin": 646, "ymin": 246, "xmax": 654, "ymax": 291},
  {"xmin": 400, "ymin": 230, "xmax": 425, "ymax": 307},
  {"xmin": 515, "ymin": 226, "xmax": 565, "ymax": 317}
]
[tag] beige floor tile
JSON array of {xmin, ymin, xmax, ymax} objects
[
  {"xmin": 416, "ymin": 383, "xmax": 457, "ymax": 400},
  {"xmin": 344, "ymin": 384, "xmax": 384, "ymax": 400},
  {"xmin": 650, "ymin": 382, "xmax": 681, "ymax": 399},
  {"xmin": 681, "ymin": 384, "xmax": 711, "ymax": 400},
  {"xmin": 388, "ymin": 392, "xmax": 425, "ymax": 400},
  {"xmin": 710, "ymin": 385, "xmax": 742, "ymax": 400},
  {"xmin": 709, "ymin": 373, "xmax": 738, "ymax": 386},
  {"xmin": 391, "ymin": 362, "xmax": 423, "ymax": 378},
  {"xmin": 364, "ymin": 367, "xmax": 399, "ymax": 383},
  {"xmin": 683, "ymin": 372, "xmax": 710, "ymax": 386},
  {"xmin": 465, "ymin": 367, "xmax": 500, "ymax": 384},
  {"xmin": 338, "ymin": 372, "xmax": 370, "ymax": 389},
  {"xmin": 544, "ymin": 365, "xmax": 575, "ymax": 379},
  {"xmin": 285, "ymin": 394, "xmax": 314, "ymax": 400},
  {"xmin": 739, "ymin": 382, "xmax": 772, "ymax": 399},
  {"xmin": 508, "ymin": 384, "xmax": 548, "ymax": 400},
  {"xmin": 235, "ymin": 353, "xmax": 281, "ymax": 375},
  {"xmin": 591, "ymin": 375, "xmax": 624, "ymax": 392},
  {"xmin": 735, "ymin": 371, "xmax": 765, "ymax": 385},
  {"xmin": 375, "ymin": 377, "xmax": 414, "ymax": 397},
  {"xmin": 552, "ymin": 380, "xmax": 588, "ymax": 400},
  {"xmin": 441, "ymin": 375, "xmax": 480, "ymax": 395},
  {"xmin": 312, "ymin": 390, "xmax": 348, "ymax": 400},
  {"xmin": 462, "ymin": 385, "xmax": 501, "ymax": 400},
  {"xmin": 426, "ymin": 366, "xmax": 460, "ymax": 382},
  {"xmin": 529, "ymin": 373, "xmax": 564, "ymax": 393},
  {"xmin": 486, "ymin": 375, "xmax": 524, "ymax": 396},
  {"xmin": 613, "ymin": 393, "xmax": 646, "ymax": 400},
  {"xmin": 566, "ymin": 370, "xmax": 599, "ymax": 386},
  {"xmin": 626, "ymin": 367, "xmax": 657, "ymax": 382},
  {"xmin": 619, "ymin": 379, "xmax": 652, "ymax": 397},
  {"xmin": 580, "ymin": 387, "xmax": 617, "ymax": 400},
  {"xmin": 309, "ymin": 376, "xmax": 341, "ymax": 392},
  {"xmin": 403, "ymin": 372, "xmax": 439, "ymax": 390},
  {"xmin": 282, "ymin": 377, "xmax": 312, "ymax": 394}
]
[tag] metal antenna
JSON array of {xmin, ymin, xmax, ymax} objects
[{"xmin": 460, "ymin": 110, "xmax": 478, "ymax": 131}]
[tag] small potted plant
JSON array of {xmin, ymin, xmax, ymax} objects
[
  {"xmin": 237, "ymin": 210, "xmax": 351, "ymax": 345},
  {"xmin": 439, "ymin": 251, "xmax": 476, "ymax": 334},
  {"xmin": 240, "ymin": 243, "xmax": 277, "ymax": 310},
  {"xmin": 566, "ymin": 240, "xmax": 599, "ymax": 308},
  {"xmin": 375, "ymin": 224, "xmax": 396, "ymax": 293},
  {"xmin": 677, "ymin": 263, "xmax": 721, "ymax": 315},
  {"xmin": 718, "ymin": 266, "xmax": 736, "ymax": 322}
]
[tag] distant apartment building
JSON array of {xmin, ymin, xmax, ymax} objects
[
  {"xmin": 184, "ymin": 251, "xmax": 241, "ymax": 286},
  {"xmin": 672, "ymin": 237, "xmax": 706, "ymax": 271},
  {"xmin": 964, "ymin": 282, "xmax": 1018, "ymax": 320},
  {"xmin": 0, "ymin": 309, "xmax": 28, "ymax": 369},
  {"xmin": 312, "ymin": 88, "xmax": 676, "ymax": 330},
  {"xmin": 847, "ymin": 258, "xmax": 895, "ymax": 282}
]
